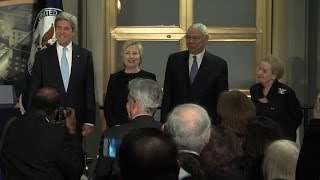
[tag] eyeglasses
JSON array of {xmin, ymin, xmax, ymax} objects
[{"xmin": 185, "ymin": 35, "xmax": 203, "ymax": 41}]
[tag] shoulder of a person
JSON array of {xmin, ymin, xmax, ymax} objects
[
  {"xmin": 275, "ymin": 81, "xmax": 295, "ymax": 95},
  {"xmin": 103, "ymin": 123, "xmax": 128, "ymax": 137},
  {"xmin": 110, "ymin": 70, "xmax": 125, "ymax": 79},
  {"xmin": 139, "ymin": 69, "xmax": 155, "ymax": 76},
  {"xmin": 168, "ymin": 50, "xmax": 189, "ymax": 61},
  {"xmin": 205, "ymin": 51, "xmax": 227, "ymax": 64},
  {"xmin": 36, "ymin": 43, "xmax": 55, "ymax": 56},
  {"xmin": 249, "ymin": 83, "xmax": 261, "ymax": 91}
]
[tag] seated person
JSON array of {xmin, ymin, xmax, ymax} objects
[
  {"xmin": 95, "ymin": 78, "xmax": 163, "ymax": 179},
  {"xmin": 163, "ymin": 103, "xmax": 211, "ymax": 180},
  {"xmin": 200, "ymin": 125, "xmax": 245, "ymax": 180},
  {"xmin": 118, "ymin": 127, "xmax": 180, "ymax": 180},
  {"xmin": 296, "ymin": 93, "xmax": 320, "ymax": 180},
  {"xmin": 263, "ymin": 140, "xmax": 300, "ymax": 180},
  {"xmin": 244, "ymin": 116, "xmax": 283, "ymax": 180},
  {"xmin": 0, "ymin": 87, "xmax": 83, "ymax": 180}
]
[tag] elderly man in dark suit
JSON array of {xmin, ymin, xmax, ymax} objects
[
  {"xmin": 161, "ymin": 23, "xmax": 229, "ymax": 123},
  {"xmin": 29, "ymin": 12, "xmax": 96, "ymax": 137},
  {"xmin": 94, "ymin": 78, "xmax": 163, "ymax": 179},
  {"xmin": 0, "ymin": 87, "xmax": 83, "ymax": 180}
]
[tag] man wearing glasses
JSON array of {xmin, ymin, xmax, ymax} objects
[{"xmin": 161, "ymin": 23, "xmax": 229, "ymax": 124}]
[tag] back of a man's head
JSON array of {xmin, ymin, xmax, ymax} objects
[
  {"xmin": 118, "ymin": 128, "xmax": 179, "ymax": 180},
  {"xmin": 31, "ymin": 87, "xmax": 60, "ymax": 116},
  {"xmin": 128, "ymin": 78, "xmax": 163, "ymax": 115},
  {"xmin": 165, "ymin": 103, "xmax": 212, "ymax": 153}
]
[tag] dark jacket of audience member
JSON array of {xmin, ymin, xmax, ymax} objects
[
  {"xmin": 243, "ymin": 116, "xmax": 283, "ymax": 180},
  {"xmin": 200, "ymin": 125, "xmax": 245, "ymax": 180},
  {"xmin": 0, "ymin": 87, "xmax": 83, "ymax": 180},
  {"xmin": 296, "ymin": 94, "xmax": 320, "ymax": 180},
  {"xmin": 118, "ymin": 128, "xmax": 180, "ymax": 180}
]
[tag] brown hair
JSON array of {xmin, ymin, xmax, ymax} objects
[{"xmin": 217, "ymin": 90, "xmax": 256, "ymax": 136}]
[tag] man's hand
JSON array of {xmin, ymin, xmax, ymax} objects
[
  {"xmin": 65, "ymin": 107, "xmax": 76, "ymax": 134},
  {"xmin": 313, "ymin": 93, "xmax": 320, "ymax": 119},
  {"xmin": 82, "ymin": 124, "xmax": 93, "ymax": 136}
]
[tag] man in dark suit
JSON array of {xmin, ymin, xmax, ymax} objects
[
  {"xmin": 95, "ymin": 78, "xmax": 163, "ymax": 179},
  {"xmin": 163, "ymin": 103, "xmax": 212, "ymax": 179},
  {"xmin": 0, "ymin": 87, "xmax": 83, "ymax": 180},
  {"xmin": 29, "ymin": 12, "xmax": 96, "ymax": 137},
  {"xmin": 161, "ymin": 23, "xmax": 229, "ymax": 123}
]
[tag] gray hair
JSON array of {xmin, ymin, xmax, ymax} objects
[
  {"xmin": 165, "ymin": 104, "xmax": 212, "ymax": 153},
  {"xmin": 128, "ymin": 78, "xmax": 162, "ymax": 114},
  {"xmin": 263, "ymin": 140, "xmax": 300, "ymax": 180},
  {"xmin": 262, "ymin": 54, "xmax": 284, "ymax": 79},
  {"xmin": 189, "ymin": 23, "xmax": 208, "ymax": 36},
  {"xmin": 54, "ymin": 12, "xmax": 78, "ymax": 31}
]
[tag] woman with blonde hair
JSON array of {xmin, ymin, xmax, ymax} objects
[
  {"xmin": 104, "ymin": 40, "xmax": 156, "ymax": 128},
  {"xmin": 263, "ymin": 139, "xmax": 300, "ymax": 180},
  {"xmin": 250, "ymin": 54, "xmax": 302, "ymax": 141}
]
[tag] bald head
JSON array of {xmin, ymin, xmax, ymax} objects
[
  {"xmin": 165, "ymin": 104, "xmax": 211, "ymax": 153},
  {"xmin": 31, "ymin": 87, "xmax": 60, "ymax": 116}
]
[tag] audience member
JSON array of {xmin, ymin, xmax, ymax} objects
[
  {"xmin": 164, "ymin": 103, "xmax": 211, "ymax": 180},
  {"xmin": 29, "ymin": 12, "xmax": 96, "ymax": 137},
  {"xmin": 296, "ymin": 93, "xmax": 320, "ymax": 180},
  {"xmin": 104, "ymin": 40, "xmax": 156, "ymax": 128},
  {"xmin": 0, "ymin": 87, "xmax": 83, "ymax": 179},
  {"xmin": 250, "ymin": 54, "xmax": 302, "ymax": 141},
  {"xmin": 118, "ymin": 128, "xmax": 180, "ymax": 180},
  {"xmin": 244, "ymin": 116, "xmax": 283, "ymax": 180},
  {"xmin": 217, "ymin": 90, "xmax": 256, "ymax": 155},
  {"xmin": 95, "ymin": 78, "xmax": 162, "ymax": 179},
  {"xmin": 263, "ymin": 140, "xmax": 300, "ymax": 180},
  {"xmin": 200, "ymin": 125, "xmax": 245, "ymax": 180},
  {"xmin": 161, "ymin": 23, "xmax": 228, "ymax": 123}
]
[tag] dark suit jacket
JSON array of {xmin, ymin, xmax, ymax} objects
[
  {"xmin": 94, "ymin": 115, "xmax": 162, "ymax": 179},
  {"xmin": 0, "ymin": 112, "xmax": 83, "ymax": 180},
  {"xmin": 296, "ymin": 119, "xmax": 320, "ymax": 180},
  {"xmin": 104, "ymin": 70, "xmax": 156, "ymax": 127},
  {"xmin": 29, "ymin": 43, "xmax": 96, "ymax": 129},
  {"xmin": 161, "ymin": 50, "xmax": 229, "ymax": 123}
]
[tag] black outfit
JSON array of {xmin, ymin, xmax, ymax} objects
[
  {"xmin": 29, "ymin": 43, "xmax": 96, "ymax": 137},
  {"xmin": 203, "ymin": 162, "xmax": 246, "ymax": 180},
  {"xmin": 250, "ymin": 79, "xmax": 303, "ymax": 140},
  {"xmin": 178, "ymin": 152, "xmax": 205, "ymax": 180},
  {"xmin": 0, "ymin": 112, "xmax": 83, "ymax": 180},
  {"xmin": 104, "ymin": 70, "xmax": 156, "ymax": 127},
  {"xmin": 161, "ymin": 50, "xmax": 229, "ymax": 123},
  {"xmin": 94, "ymin": 115, "xmax": 162, "ymax": 180},
  {"xmin": 296, "ymin": 119, "xmax": 320, "ymax": 180}
]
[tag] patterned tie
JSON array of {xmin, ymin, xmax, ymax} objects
[
  {"xmin": 61, "ymin": 47, "xmax": 69, "ymax": 91},
  {"xmin": 190, "ymin": 55, "xmax": 198, "ymax": 84}
]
